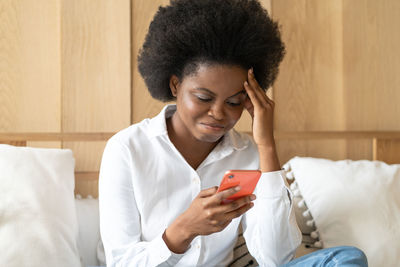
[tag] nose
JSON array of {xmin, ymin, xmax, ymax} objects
[{"xmin": 208, "ymin": 102, "xmax": 225, "ymax": 121}]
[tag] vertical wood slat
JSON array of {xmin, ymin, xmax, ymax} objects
[
  {"xmin": 343, "ymin": 0, "xmax": 400, "ymax": 160},
  {"xmin": 61, "ymin": 0, "xmax": 131, "ymax": 171},
  {"xmin": 272, "ymin": 0, "xmax": 346, "ymax": 163},
  {"xmin": 0, "ymin": 0, "xmax": 61, "ymax": 137},
  {"xmin": 373, "ymin": 139, "xmax": 400, "ymax": 164},
  {"xmin": 343, "ymin": 0, "xmax": 400, "ymax": 131},
  {"xmin": 0, "ymin": 141, "xmax": 27, "ymax": 147},
  {"xmin": 131, "ymin": 0, "xmax": 171, "ymax": 124},
  {"xmin": 75, "ymin": 172, "xmax": 99, "ymax": 198}
]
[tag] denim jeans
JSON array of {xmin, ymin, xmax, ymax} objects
[{"xmin": 280, "ymin": 246, "xmax": 368, "ymax": 267}]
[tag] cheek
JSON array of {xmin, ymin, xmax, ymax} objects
[
  {"xmin": 179, "ymin": 95, "xmax": 206, "ymax": 119},
  {"xmin": 226, "ymin": 108, "xmax": 244, "ymax": 125}
]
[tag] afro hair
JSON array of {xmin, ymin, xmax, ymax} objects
[{"xmin": 138, "ymin": 0, "xmax": 285, "ymax": 102}]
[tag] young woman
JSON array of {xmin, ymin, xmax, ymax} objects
[{"xmin": 99, "ymin": 0, "xmax": 367, "ymax": 266}]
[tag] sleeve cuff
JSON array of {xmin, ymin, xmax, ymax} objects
[
  {"xmin": 148, "ymin": 232, "xmax": 185, "ymax": 265},
  {"xmin": 255, "ymin": 170, "xmax": 289, "ymax": 198}
]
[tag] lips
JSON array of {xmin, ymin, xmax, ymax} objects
[{"xmin": 200, "ymin": 122, "xmax": 225, "ymax": 131}]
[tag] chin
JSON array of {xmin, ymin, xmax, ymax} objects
[{"xmin": 196, "ymin": 132, "xmax": 225, "ymax": 143}]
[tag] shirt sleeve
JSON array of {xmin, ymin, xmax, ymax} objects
[
  {"xmin": 241, "ymin": 170, "xmax": 302, "ymax": 267},
  {"xmin": 99, "ymin": 139, "xmax": 184, "ymax": 267}
]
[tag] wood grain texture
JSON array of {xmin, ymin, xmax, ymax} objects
[
  {"xmin": 75, "ymin": 171, "xmax": 99, "ymax": 197},
  {"xmin": 61, "ymin": 0, "xmax": 131, "ymax": 171},
  {"xmin": 75, "ymin": 178, "xmax": 99, "ymax": 198},
  {"xmin": 374, "ymin": 139, "xmax": 400, "ymax": 164},
  {"xmin": 0, "ymin": 132, "xmax": 114, "ymax": 141},
  {"xmin": 343, "ymin": 0, "xmax": 400, "ymax": 131},
  {"xmin": 272, "ymin": 0, "xmax": 346, "ymax": 162},
  {"xmin": 272, "ymin": 0, "xmax": 344, "ymax": 131},
  {"xmin": 131, "ymin": 0, "xmax": 170, "ymax": 123},
  {"xmin": 0, "ymin": 0, "xmax": 61, "ymax": 132},
  {"xmin": 343, "ymin": 0, "xmax": 400, "ymax": 160},
  {"xmin": 61, "ymin": 0, "xmax": 130, "ymax": 132}
]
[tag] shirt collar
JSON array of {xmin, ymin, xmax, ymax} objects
[
  {"xmin": 147, "ymin": 104, "xmax": 249, "ymax": 151},
  {"xmin": 147, "ymin": 104, "xmax": 176, "ymax": 138}
]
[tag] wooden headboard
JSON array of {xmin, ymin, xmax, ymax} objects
[{"xmin": 1, "ymin": 131, "xmax": 400, "ymax": 198}]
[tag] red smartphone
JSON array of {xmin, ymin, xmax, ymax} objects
[{"xmin": 217, "ymin": 170, "xmax": 261, "ymax": 203}]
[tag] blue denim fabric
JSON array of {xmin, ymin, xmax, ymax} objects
[{"xmin": 280, "ymin": 246, "xmax": 368, "ymax": 267}]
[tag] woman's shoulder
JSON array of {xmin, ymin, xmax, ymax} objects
[{"xmin": 106, "ymin": 118, "xmax": 153, "ymax": 148}]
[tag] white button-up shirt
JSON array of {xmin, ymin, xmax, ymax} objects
[{"xmin": 99, "ymin": 105, "xmax": 301, "ymax": 267}]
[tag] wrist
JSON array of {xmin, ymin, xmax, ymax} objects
[
  {"xmin": 257, "ymin": 145, "xmax": 281, "ymax": 172},
  {"xmin": 163, "ymin": 217, "xmax": 195, "ymax": 254}
]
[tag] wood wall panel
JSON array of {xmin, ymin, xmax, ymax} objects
[
  {"xmin": 272, "ymin": 0, "xmax": 344, "ymax": 131},
  {"xmin": 343, "ymin": 1, "xmax": 400, "ymax": 160},
  {"xmin": 62, "ymin": 0, "xmax": 131, "ymax": 171},
  {"xmin": 0, "ymin": 0, "xmax": 61, "ymax": 134},
  {"xmin": 343, "ymin": 0, "xmax": 400, "ymax": 131},
  {"xmin": 272, "ymin": 0, "xmax": 346, "ymax": 162},
  {"xmin": 131, "ymin": 0, "xmax": 170, "ymax": 123},
  {"xmin": 374, "ymin": 139, "xmax": 400, "ymax": 164}
]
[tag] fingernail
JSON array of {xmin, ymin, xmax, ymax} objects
[
  {"xmin": 249, "ymin": 68, "xmax": 253, "ymax": 74},
  {"xmin": 250, "ymin": 202, "xmax": 254, "ymax": 207},
  {"xmin": 244, "ymin": 81, "xmax": 248, "ymax": 86},
  {"xmin": 250, "ymin": 195, "xmax": 256, "ymax": 201},
  {"xmin": 235, "ymin": 186, "xmax": 241, "ymax": 192}
]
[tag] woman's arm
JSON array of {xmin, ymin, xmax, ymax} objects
[
  {"xmin": 242, "ymin": 69, "xmax": 302, "ymax": 266},
  {"xmin": 242, "ymin": 170, "xmax": 302, "ymax": 266},
  {"xmin": 243, "ymin": 68, "xmax": 280, "ymax": 172}
]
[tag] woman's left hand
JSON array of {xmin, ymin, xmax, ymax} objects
[
  {"xmin": 243, "ymin": 68, "xmax": 275, "ymax": 148},
  {"xmin": 243, "ymin": 68, "xmax": 281, "ymax": 172}
]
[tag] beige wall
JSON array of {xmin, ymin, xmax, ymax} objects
[
  {"xmin": 0, "ymin": 0, "xmax": 131, "ymax": 175},
  {"xmin": 1, "ymin": 0, "xmax": 399, "ymax": 172},
  {"xmin": 272, "ymin": 0, "xmax": 400, "ymax": 163}
]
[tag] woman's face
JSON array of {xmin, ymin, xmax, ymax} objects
[{"xmin": 170, "ymin": 64, "xmax": 248, "ymax": 143}]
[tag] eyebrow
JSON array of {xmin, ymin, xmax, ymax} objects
[{"xmin": 194, "ymin": 88, "xmax": 246, "ymax": 98}]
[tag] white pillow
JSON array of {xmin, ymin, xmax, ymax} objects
[
  {"xmin": 0, "ymin": 144, "xmax": 81, "ymax": 267},
  {"xmin": 287, "ymin": 157, "xmax": 400, "ymax": 267},
  {"xmin": 75, "ymin": 196, "xmax": 101, "ymax": 267}
]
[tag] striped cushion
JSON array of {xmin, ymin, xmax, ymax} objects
[{"xmin": 229, "ymin": 225, "xmax": 258, "ymax": 267}]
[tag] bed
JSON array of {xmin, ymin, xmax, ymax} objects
[{"xmin": 1, "ymin": 131, "xmax": 399, "ymax": 267}]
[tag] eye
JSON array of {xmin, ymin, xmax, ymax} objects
[
  {"xmin": 195, "ymin": 94, "xmax": 212, "ymax": 102},
  {"xmin": 226, "ymin": 101, "xmax": 242, "ymax": 107},
  {"xmin": 226, "ymin": 97, "xmax": 243, "ymax": 107}
]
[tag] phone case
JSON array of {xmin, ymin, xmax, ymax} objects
[{"xmin": 217, "ymin": 170, "xmax": 261, "ymax": 202}]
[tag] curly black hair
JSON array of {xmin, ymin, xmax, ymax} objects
[{"xmin": 138, "ymin": 0, "xmax": 285, "ymax": 102}]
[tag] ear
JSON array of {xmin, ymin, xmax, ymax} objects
[{"xmin": 169, "ymin": 75, "xmax": 180, "ymax": 97}]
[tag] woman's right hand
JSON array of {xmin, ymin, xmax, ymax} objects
[{"xmin": 163, "ymin": 186, "xmax": 256, "ymax": 253}]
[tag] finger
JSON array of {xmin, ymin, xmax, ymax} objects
[
  {"xmin": 213, "ymin": 186, "xmax": 241, "ymax": 203},
  {"xmin": 244, "ymin": 81, "xmax": 262, "ymax": 108},
  {"xmin": 198, "ymin": 186, "xmax": 218, "ymax": 198},
  {"xmin": 225, "ymin": 202, "xmax": 255, "ymax": 220},
  {"xmin": 215, "ymin": 194, "xmax": 256, "ymax": 214},
  {"xmin": 214, "ymin": 219, "xmax": 232, "ymax": 232},
  {"xmin": 248, "ymin": 69, "xmax": 269, "ymax": 104},
  {"xmin": 244, "ymin": 97, "xmax": 254, "ymax": 118}
]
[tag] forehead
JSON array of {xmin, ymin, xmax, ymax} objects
[{"xmin": 180, "ymin": 64, "xmax": 247, "ymax": 96}]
